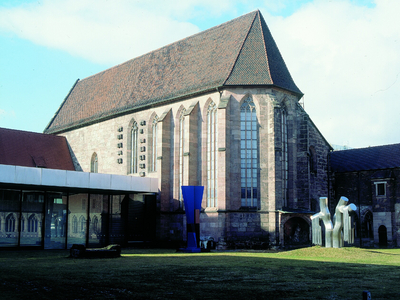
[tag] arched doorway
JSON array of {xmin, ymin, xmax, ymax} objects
[
  {"xmin": 378, "ymin": 225, "xmax": 387, "ymax": 247},
  {"xmin": 284, "ymin": 217, "xmax": 310, "ymax": 247}
]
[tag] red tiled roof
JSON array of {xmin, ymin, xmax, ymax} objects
[
  {"xmin": 0, "ymin": 127, "xmax": 75, "ymax": 170},
  {"xmin": 45, "ymin": 10, "xmax": 302, "ymax": 134},
  {"xmin": 330, "ymin": 143, "xmax": 400, "ymax": 172}
]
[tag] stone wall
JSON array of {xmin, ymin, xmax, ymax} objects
[
  {"xmin": 331, "ymin": 168, "xmax": 400, "ymax": 247},
  {"xmin": 59, "ymin": 86, "xmax": 331, "ymax": 248}
]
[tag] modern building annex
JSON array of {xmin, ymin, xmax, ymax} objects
[{"xmin": 0, "ymin": 128, "xmax": 157, "ymax": 249}]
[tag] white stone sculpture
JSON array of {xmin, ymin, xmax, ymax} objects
[{"xmin": 311, "ymin": 196, "xmax": 357, "ymax": 248}]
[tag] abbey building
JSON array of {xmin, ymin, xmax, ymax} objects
[{"xmin": 1, "ymin": 10, "xmax": 333, "ymax": 249}]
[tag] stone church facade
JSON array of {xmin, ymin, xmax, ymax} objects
[{"xmin": 44, "ymin": 10, "xmax": 331, "ymax": 248}]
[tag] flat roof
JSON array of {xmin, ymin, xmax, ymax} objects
[{"xmin": 0, "ymin": 164, "xmax": 158, "ymax": 194}]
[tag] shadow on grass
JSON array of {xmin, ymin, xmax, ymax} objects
[{"xmin": 0, "ymin": 249, "xmax": 399, "ymax": 299}]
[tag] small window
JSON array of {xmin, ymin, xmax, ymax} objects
[{"xmin": 375, "ymin": 182, "xmax": 386, "ymax": 196}]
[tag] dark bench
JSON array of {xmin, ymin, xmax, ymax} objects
[{"xmin": 70, "ymin": 244, "xmax": 121, "ymax": 258}]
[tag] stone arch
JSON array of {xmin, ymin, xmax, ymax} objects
[
  {"xmin": 201, "ymin": 97, "xmax": 216, "ymax": 203},
  {"xmin": 238, "ymin": 93, "xmax": 261, "ymax": 122},
  {"xmin": 90, "ymin": 152, "xmax": 98, "ymax": 173},
  {"xmin": 5, "ymin": 213, "xmax": 16, "ymax": 232},
  {"xmin": 174, "ymin": 105, "xmax": 187, "ymax": 205},
  {"xmin": 28, "ymin": 214, "xmax": 38, "ymax": 232},
  {"xmin": 72, "ymin": 215, "xmax": 78, "ymax": 234},
  {"xmin": 148, "ymin": 112, "xmax": 159, "ymax": 173},
  {"xmin": 283, "ymin": 216, "xmax": 310, "ymax": 246},
  {"xmin": 362, "ymin": 210, "xmax": 374, "ymax": 239},
  {"xmin": 127, "ymin": 118, "xmax": 139, "ymax": 174},
  {"xmin": 91, "ymin": 215, "xmax": 99, "ymax": 234},
  {"xmin": 203, "ymin": 98, "xmax": 218, "ymax": 208},
  {"xmin": 239, "ymin": 95, "xmax": 260, "ymax": 208}
]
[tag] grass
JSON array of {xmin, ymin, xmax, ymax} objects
[{"xmin": 1, "ymin": 246, "xmax": 400, "ymax": 299}]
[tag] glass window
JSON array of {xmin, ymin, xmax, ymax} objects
[
  {"xmin": 178, "ymin": 109, "xmax": 186, "ymax": 204},
  {"xmin": 67, "ymin": 193, "xmax": 88, "ymax": 248},
  {"xmin": 151, "ymin": 115, "xmax": 159, "ymax": 172},
  {"xmin": 375, "ymin": 182, "xmax": 386, "ymax": 196},
  {"xmin": 88, "ymin": 194, "xmax": 109, "ymax": 247},
  {"xmin": 207, "ymin": 102, "xmax": 218, "ymax": 208},
  {"xmin": 240, "ymin": 97, "xmax": 259, "ymax": 207},
  {"xmin": 131, "ymin": 122, "xmax": 139, "ymax": 174},
  {"xmin": 90, "ymin": 153, "xmax": 98, "ymax": 173},
  {"xmin": 20, "ymin": 191, "xmax": 44, "ymax": 247}
]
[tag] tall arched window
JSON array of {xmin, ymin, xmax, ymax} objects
[
  {"xmin": 90, "ymin": 153, "xmax": 98, "ymax": 173},
  {"xmin": 130, "ymin": 121, "xmax": 138, "ymax": 174},
  {"xmin": 72, "ymin": 216, "xmax": 78, "ymax": 233},
  {"xmin": 282, "ymin": 110, "xmax": 288, "ymax": 206},
  {"xmin": 92, "ymin": 215, "xmax": 99, "ymax": 234},
  {"xmin": 79, "ymin": 216, "xmax": 86, "ymax": 233},
  {"xmin": 240, "ymin": 97, "xmax": 259, "ymax": 207},
  {"xmin": 178, "ymin": 109, "xmax": 186, "ymax": 203},
  {"xmin": 207, "ymin": 102, "xmax": 217, "ymax": 207},
  {"xmin": 151, "ymin": 115, "xmax": 159, "ymax": 172},
  {"xmin": 28, "ymin": 214, "xmax": 38, "ymax": 232},
  {"xmin": 6, "ymin": 213, "xmax": 15, "ymax": 232}
]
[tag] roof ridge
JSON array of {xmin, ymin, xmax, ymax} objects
[
  {"xmin": 333, "ymin": 143, "xmax": 400, "ymax": 152},
  {"xmin": 257, "ymin": 11, "xmax": 273, "ymax": 84},
  {"xmin": 222, "ymin": 11, "xmax": 258, "ymax": 85},
  {"xmin": 78, "ymin": 10, "xmax": 259, "ymax": 84}
]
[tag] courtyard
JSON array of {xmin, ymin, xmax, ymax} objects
[{"xmin": 0, "ymin": 246, "xmax": 399, "ymax": 299}]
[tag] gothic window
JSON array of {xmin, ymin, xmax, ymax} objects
[
  {"xmin": 92, "ymin": 215, "xmax": 99, "ymax": 234},
  {"xmin": 90, "ymin": 153, "xmax": 98, "ymax": 173},
  {"xmin": 72, "ymin": 216, "xmax": 78, "ymax": 233},
  {"xmin": 6, "ymin": 213, "xmax": 15, "ymax": 232},
  {"xmin": 178, "ymin": 109, "xmax": 186, "ymax": 203},
  {"xmin": 207, "ymin": 101, "xmax": 217, "ymax": 208},
  {"xmin": 151, "ymin": 115, "xmax": 159, "ymax": 172},
  {"xmin": 28, "ymin": 214, "xmax": 38, "ymax": 232},
  {"xmin": 240, "ymin": 97, "xmax": 259, "ymax": 207},
  {"xmin": 282, "ymin": 110, "xmax": 288, "ymax": 206},
  {"xmin": 130, "ymin": 121, "xmax": 139, "ymax": 174},
  {"xmin": 79, "ymin": 216, "xmax": 86, "ymax": 232}
]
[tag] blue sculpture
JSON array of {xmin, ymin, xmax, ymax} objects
[{"xmin": 180, "ymin": 186, "xmax": 204, "ymax": 253}]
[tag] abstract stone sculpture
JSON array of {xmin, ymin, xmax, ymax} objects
[{"xmin": 311, "ymin": 196, "xmax": 356, "ymax": 248}]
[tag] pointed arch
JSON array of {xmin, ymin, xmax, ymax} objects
[
  {"xmin": 175, "ymin": 105, "xmax": 187, "ymax": 204},
  {"xmin": 240, "ymin": 95, "xmax": 259, "ymax": 207},
  {"xmin": 127, "ymin": 118, "xmax": 139, "ymax": 174},
  {"xmin": 28, "ymin": 214, "xmax": 38, "ymax": 232},
  {"xmin": 206, "ymin": 100, "xmax": 218, "ymax": 208},
  {"xmin": 90, "ymin": 152, "xmax": 98, "ymax": 173},
  {"xmin": 72, "ymin": 215, "xmax": 78, "ymax": 233},
  {"xmin": 5, "ymin": 213, "xmax": 16, "ymax": 232},
  {"xmin": 148, "ymin": 112, "xmax": 159, "ymax": 173},
  {"xmin": 79, "ymin": 215, "xmax": 86, "ymax": 233}
]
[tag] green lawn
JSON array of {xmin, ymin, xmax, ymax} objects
[{"xmin": 0, "ymin": 246, "xmax": 399, "ymax": 299}]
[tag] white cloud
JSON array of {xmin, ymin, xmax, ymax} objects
[
  {"xmin": 264, "ymin": 0, "xmax": 400, "ymax": 147},
  {"xmin": 0, "ymin": 0, "xmax": 398, "ymax": 147},
  {"xmin": 0, "ymin": 0, "xmax": 201, "ymax": 64},
  {"xmin": 0, "ymin": 108, "xmax": 16, "ymax": 119}
]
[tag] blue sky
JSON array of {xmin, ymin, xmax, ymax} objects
[{"xmin": 1, "ymin": 0, "xmax": 398, "ymax": 148}]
